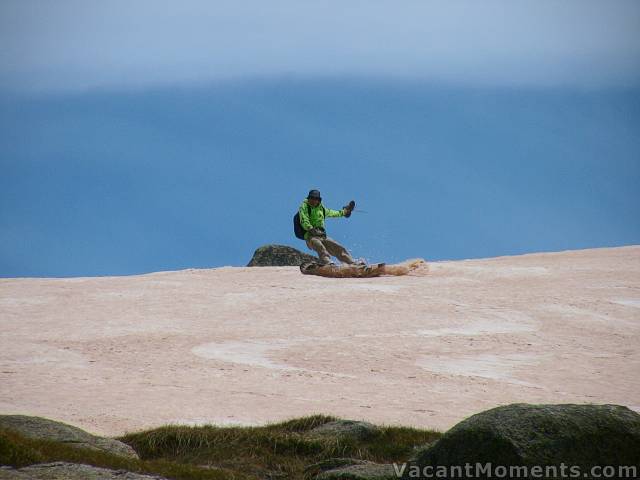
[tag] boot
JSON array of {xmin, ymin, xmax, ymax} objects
[{"xmin": 318, "ymin": 254, "xmax": 333, "ymax": 266}]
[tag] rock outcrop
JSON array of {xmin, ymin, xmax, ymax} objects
[
  {"xmin": 247, "ymin": 244, "xmax": 317, "ymax": 266},
  {"xmin": 0, "ymin": 415, "xmax": 138, "ymax": 459},
  {"xmin": 305, "ymin": 420, "xmax": 379, "ymax": 441},
  {"xmin": 0, "ymin": 462, "xmax": 166, "ymax": 479},
  {"xmin": 405, "ymin": 403, "xmax": 640, "ymax": 478},
  {"xmin": 306, "ymin": 458, "xmax": 396, "ymax": 480},
  {"xmin": 316, "ymin": 461, "xmax": 396, "ymax": 479}
]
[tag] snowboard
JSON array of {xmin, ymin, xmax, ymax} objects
[{"xmin": 300, "ymin": 261, "xmax": 386, "ymax": 278}]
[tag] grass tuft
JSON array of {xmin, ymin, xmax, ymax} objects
[{"xmin": 1, "ymin": 415, "xmax": 441, "ymax": 479}]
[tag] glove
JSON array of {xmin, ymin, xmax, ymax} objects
[
  {"xmin": 309, "ymin": 227, "xmax": 326, "ymax": 238},
  {"xmin": 342, "ymin": 200, "xmax": 355, "ymax": 218}
]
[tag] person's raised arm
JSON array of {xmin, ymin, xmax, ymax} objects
[
  {"xmin": 326, "ymin": 200, "xmax": 355, "ymax": 218},
  {"xmin": 324, "ymin": 207, "xmax": 345, "ymax": 218}
]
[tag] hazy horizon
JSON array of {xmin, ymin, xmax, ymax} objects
[{"xmin": 2, "ymin": 0, "xmax": 639, "ymax": 92}]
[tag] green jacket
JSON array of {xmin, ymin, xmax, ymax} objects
[{"xmin": 299, "ymin": 199, "xmax": 345, "ymax": 240}]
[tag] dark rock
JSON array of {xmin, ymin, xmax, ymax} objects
[
  {"xmin": 306, "ymin": 420, "xmax": 379, "ymax": 441},
  {"xmin": 0, "ymin": 415, "xmax": 138, "ymax": 459},
  {"xmin": 305, "ymin": 458, "xmax": 367, "ymax": 477},
  {"xmin": 316, "ymin": 461, "xmax": 396, "ymax": 479},
  {"xmin": 0, "ymin": 462, "xmax": 166, "ymax": 479},
  {"xmin": 247, "ymin": 244, "xmax": 317, "ymax": 266},
  {"xmin": 405, "ymin": 403, "xmax": 640, "ymax": 479}
]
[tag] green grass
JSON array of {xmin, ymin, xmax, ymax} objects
[
  {"xmin": 0, "ymin": 415, "xmax": 441, "ymax": 479},
  {"xmin": 0, "ymin": 428, "xmax": 237, "ymax": 479}
]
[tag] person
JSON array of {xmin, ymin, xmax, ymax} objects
[{"xmin": 298, "ymin": 189, "xmax": 361, "ymax": 266}]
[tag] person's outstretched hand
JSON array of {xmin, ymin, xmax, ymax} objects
[{"xmin": 342, "ymin": 200, "xmax": 355, "ymax": 218}]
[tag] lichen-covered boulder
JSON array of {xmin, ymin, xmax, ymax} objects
[
  {"xmin": 0, "ymin": 415, "xmax": 138, "ymax": 459},
  {"xmin": 316, "ymin": 461, "xmax": 396, "ymax": 480},
  {"xmin": 305, "ymin": 458, "xmax": 367, "ymax": 479},
  {"xmin": 247, "ymin": 244, "xmax": 317, "ymax": 266},
  {"xmin": 0, "ymin": 462, "xmax": 166, "ymax": 479},
  {"xmin": 306, "ymin": 420, "xmax": 379, "ymax": 441},
  {"xmin": 404, "ymin": 404, "xmax": 640, "ymax": 478}
]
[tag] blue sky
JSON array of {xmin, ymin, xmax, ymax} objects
[{"xmin": 1, "ymin": 1, "xmax": 639, "ymax": 277}]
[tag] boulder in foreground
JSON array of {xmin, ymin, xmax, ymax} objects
[
  {"xmin": 305, "ymin": 420, "xmax": 380, "ymax": 441},
  {"xmin": 0, "ymin": 415, "xmax": 138, "ymax": 459},
  {"xmin": 316, "ymin": 461, "xmax": 396, "ymax": 479},
  {"xmin": 405, "ymin": 403, "xmax": 640, "ymax": 478},
  {"xmin": 0, "ymin": 462, "xmax": 165, "ymax": 479}
]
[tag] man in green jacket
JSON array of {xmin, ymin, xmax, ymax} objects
[{"xmin": 299, "ymin": 189, "xmax": 360, "ymax": 266}]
